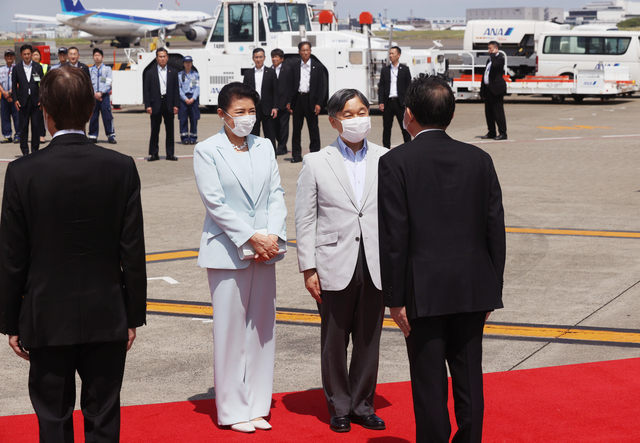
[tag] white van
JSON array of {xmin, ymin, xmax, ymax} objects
[{"xmin": 536, "ymin": 31, "xmax": 640, "ymax": 81}]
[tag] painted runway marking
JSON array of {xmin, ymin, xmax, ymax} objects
[
  {"xmin": 146, "ymin": 300, "xmax": 640, "ymax": 346},
  {"xmin": 148, "ymin": 277, "xmax": 179, "ymax": 284},
  {"xmin": 536, "ymin": 125, "xmax": 611, "ymax": 131}
]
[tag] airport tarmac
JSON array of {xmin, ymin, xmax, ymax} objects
[{"xmin": 1, "ymin": 94, "xmax": 640, "ymax": 417}]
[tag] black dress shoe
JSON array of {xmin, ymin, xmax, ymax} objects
[
  {"xmin": 329, "ymin": 416, "xmax": 351, "ymax": 433},
  {"xmin": 166, "ymin": 155, "xmax": 179, "ymax": 161},
  {"xmin": 289, "ymin": 157, "xmax": 302, "ymax": 163},
  {"xmin": 479, "ymin": 133, "xmax": 497, "ymax": 139},
  {"xmin": 148, "ymin": 154, "xmax": 160, "ymax": 161},
  {"xmin": 494, "ymin": 134, "xmax": 508, "ymax": 140},
  {"xmin": 352, "ymin": 413, "xmax": 386, "ymax": 430}
]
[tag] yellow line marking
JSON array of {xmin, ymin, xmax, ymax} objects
[
  {"xmin": 506, "ymin": 227, "xmax": 640, "ymax": 239},
  {"xmin": 146, "ymin": 250, "xmax": 199, "ymax": 262},
  {"xmin": 573, "ymin": 125, "xmax": 612, "ymax": 129},
  {"xmin": 146, "ymin": 302, "xmax": 640, "ymax": 344}
]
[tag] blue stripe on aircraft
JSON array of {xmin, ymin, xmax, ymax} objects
[{"xmin": 62, "ymin": 11, "xmax": 186, "ymax": 27}]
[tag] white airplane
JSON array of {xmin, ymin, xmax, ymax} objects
[
  {"xmin": 14, "ymin": 0, "xmax": 213, "ymax": 48},
  {"xmin": 370, "ymin": 14, "xmax": 416, "ymax": 32}
]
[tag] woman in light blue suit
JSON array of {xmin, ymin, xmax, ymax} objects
[{"xmin": 193, "ymin": 83, "xmax": 287, "ymax": 433}]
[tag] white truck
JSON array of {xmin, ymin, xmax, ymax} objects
[
  {"xmin": 463, "ymin": 20, "xmax": 570, "ymax": 79},
  {"xmin": 111, "ymin": 0, "xmax": 446, "ymax": 107}
]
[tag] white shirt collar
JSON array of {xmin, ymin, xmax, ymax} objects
[
  {"xmin": 158, "ymin": 65, "xmax": 167, "ymax": 71},
  {"xmin": 52, "ymin": 129, "xmax": 85, "ymax": 139},
  {"xmin": 415, "ymin": 128, "xmax": 445, "ymax": 137},
  {"xmin": 24, "ymin": 61, "xmax": 31, "ymax": 67},
  {"xmin": 301, "ymin": 59, "xmax": 311, "ymax": 67},
  {"xmin": 255, "ymin": 66, "xmax": 264, "ymax": 72}
]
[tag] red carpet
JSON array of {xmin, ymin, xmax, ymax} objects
[{"xmin": 2, "ymin": 358, "xmax": 639, "ymax": 442}]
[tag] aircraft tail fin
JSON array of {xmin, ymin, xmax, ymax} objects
[{"xmin": 60, "ymin": 0, "xmax": 87, "ymax": 13}]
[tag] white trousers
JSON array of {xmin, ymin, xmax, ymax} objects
[{"xmin": 207, "ymin": 262, "xmax": 276, "ymax": 426}]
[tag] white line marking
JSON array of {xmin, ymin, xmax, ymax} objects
[
  {"xmin": 148, "ymin": 277, "xmax": 179, "ymax": 284},
  {"xmin": 601, "ymin": 134, "xmax": 640, "ymax": 138},
  {"xmin": 559, "ymin": 118, "xmax": 574, "ymax": 120},
  {"xmin": 192, "ymin": 318, "xmax": 213, "ymax": 323},
  {"xmin": 535, "ymin": 137, "xmax": 584, "ymax": 141}
]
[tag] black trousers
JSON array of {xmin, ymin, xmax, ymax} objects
[
  {"xmin": 317, "ymin": 242, "xmax": 384, "ymax": 418},
  {"xmin": 291, "ymin": 94, "xmax": 320, "ymax": 160},
  {"xmin": 149, "ymin": 98, "xmax": 175, "ymax": 157},
  {"xmin": 19, "ymin": 96, "xmax": 40, "ymax": 155},
  {"xmin": 484, "ymin": 93, "xmax": 507, "ymax": 136},
  {"xmin": 28, "ymin": 341, "xmax": 128, "ymax": 443},
  {"xmin": 273, "ymin": 108, "xmax": 290, "ymax": 152},
  {"xmin": 406, "ymin": 311, "xmax": 487, "ymax": 443},
  {"xmin": 382, "ymin": 98, "xmax": 411, "ymax": 148},
  {"xmin": 251, "ymin": 106, "xmax": 276, "ymax": 151}
]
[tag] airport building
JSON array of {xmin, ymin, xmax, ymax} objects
[
  {"xmin": 565, "ymin": 0, "xmax": 640, "ymax": 26},
  {"xmin": 466, "ymin": 7, "xmax": 564, "ymax": 22}
]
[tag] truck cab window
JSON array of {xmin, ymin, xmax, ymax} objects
[
  {"xmin": 287, "ymin": 4, "xmax": 311, "ymax": 31},
  {"xmin": 210, "ymin": 9, "xmax": 224, "ymax": 42},
  {"xmin": 265, "ymin": 3, "xmax": 290, "ymax": 32},
  {"xmin": 229, "ymin": 4, "xmax": 254, "ymax": 42}
]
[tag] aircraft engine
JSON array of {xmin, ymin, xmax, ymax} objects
[{"xmin": 185, "ymin": 26, "xmax": 208, "ymax": 42}]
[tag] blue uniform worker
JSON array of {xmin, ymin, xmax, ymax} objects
[
  {"xmin": 49, "ymin": 47, "xmax": 69, "ymax": 70},
  {"xmin": 0, "ymin": 49, "xmax": 19, "ymax": 144},
  {"xmin": 89, "ymin": 48, "xmax": 116, "ymax": 144},
  {"xmin": 178, "ymin": 55, "xmax": 200, "ymax": 144}
]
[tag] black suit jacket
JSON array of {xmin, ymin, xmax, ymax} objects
[
  {"xmin": 143, "ymin": 66, "xmax": 181, "ymax": 114},
  {"xmin": 75, "ymin": 62, "xmax": 91, "ymax": 78},
  {"xmin": 480, "ymin": 53, "xmax": 507, "ymax": 97},
  {"xmin": 378, "ymin": 130, "xmax": 505, "ymax": 319},
  {"xmin": 287, "ymin": 58, "xmax": 326, "ymax": 112},
  {"xmin": 12, "ymin": 61, "xmax": 44, "ymax": 106},
  {"xmin": 243, "ymin": 66, "xmax": 279, "ymax": 114},
  {"xmin": 274, "ymin": 64, "xmax": 292, "ymax": 109},
  {"xmin": 0, "ymin": 134, "xmax": 147, "ymax": 348},
  {"xmin": 378, "ymin": 63, "xmax": 412, "ymax": 106}
]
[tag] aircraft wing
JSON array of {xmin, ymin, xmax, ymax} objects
[
  {"xmin": 162, "ymin": 18, "xmax": 211, "ymax": 32},
  {"xmin": 13, "ymin": 14, "xmax": 60, "ymax": 25}
]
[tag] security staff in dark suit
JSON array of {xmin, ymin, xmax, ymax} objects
[
  {"xmin": 12, "ymin": 44, "xmax": 44, "ymax": 156},
  {"xmin": 0, "ymin": 66, "xmax": 147, "ymax": 443},
  {"xmin": 144, "ymin": 47, "xmax": 180, "ymax": 161},
  {"xmin": 271, "ymin": 48, "xmax": 291, "ymax": 155},
  {"xmin": 378, "ymin": 76, "xmax": 506, "ymax": 443},
  {"xmin": 286, "ymin": 41, "xmax": 326, "ymax": 163},
  {"xmin": 480, "ymin": 41, "xmax": 508, "ymax": 140},
  {"xmin": 67, "ymin": 46, "xmax": 91, "ymax": 78},
  {"xmin": 378, "ymin": 46, "xmax": 412, "ymax": 148},
  {"xmin": 243, "ymin": 48, "xmax": 278, "ymax": 150}
]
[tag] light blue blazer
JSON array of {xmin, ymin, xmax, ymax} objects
[{"xmin": 194, "ymin": 128, "xmax": 287, "ymax": 269}]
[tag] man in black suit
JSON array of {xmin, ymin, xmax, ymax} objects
[
  {"xmin": 378, "ymin": 46, "xmax": 412, "ymax": 148},
  {"xmin": 0, "ymin": 66, "xmax": 147, "ymax": 443},
  {"xmin": 378, "ymin": 75, "xmax": 506, "ymax": 443},
  {"xmin": 271, "ymin": 48, "xmax": 291, "ymax": 155},
  {"xmin": 286, "ymin": 41, "xmax": 326, "ymax": 163},
  {"xmin": 243, "ymin": 48, "xmax": 278, "ymax": 150},
  {"xmin": 144, "ymin": 47, "xmax": 180, "ymax": 161},
  {"xmin": 480, "ymin": 41, "xmax": 508, "ymax": 140},
  {"xmin": 12, "ymin": 44, "xmax": 44, "ymax": 156},
  {"xmin": 67, "ymin": 46, "xmax": 91, "ymax": 78}
]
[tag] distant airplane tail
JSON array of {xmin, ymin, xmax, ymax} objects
[{"xmin": 60, "ymin": 0, "xmax": 87, "ymax": 13}]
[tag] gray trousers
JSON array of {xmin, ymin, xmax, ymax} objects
[{"xmin": 317, "ymin": 242, "xmax": 384, "ymax": 418}]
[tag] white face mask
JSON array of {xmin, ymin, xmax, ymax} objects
[
  {"xmin": 223, "ymin": 110, "xmax": 256, "ymax": 138},
  {"xmin": 402, "ymin": 110, "xmax": 409, "ymax": 132},
  {"xmin": 338, "ymin": 116, "xmax": 371, "ymax": 143}
]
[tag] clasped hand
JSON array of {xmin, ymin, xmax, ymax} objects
[{"xmin": 248, "ymin": 233, "xmax": 280, "ymax": 262}]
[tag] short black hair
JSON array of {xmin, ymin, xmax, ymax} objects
[
  {"xmin": 218, "ymin": 82, "xmax": 260, "ymax": 113},
  {"xmin": 326, "ymin": 89, "xmax": 369, "ymax": 118},
  {"xmin": 390, "ymin": 46, "xmax": 402, "ymax": 54},
  {"xmin": 271, "ymin": 48, "xmax": 284, "ymax": 59},
  {"xmin": 68, "ymin": 46, "xmax": 79, "ymax": 53},
  {"xmin": 32, "ymin": 48, "xmax": 41, "ymax": 55},
  {"xmin": 252, "ymin": 48, "xmax": 265, "ymax": 56},
  {"xmin": 488, "ymin": 41, "xmax": 500, "ymax": 48},
  {"xmin": 156, "ymin": 47, "xmax": 168, "ymax": 56},
  {"xmin": 298, "ymin": 41, "xmax": 311, "ymax": 51},
  {"xmin": 20, "ymin": 44, "xmax": 33, "ymax": 54},
  {"xmin": 93, "ymin": 47, "xmax": 104, "ymax": 56},
  {"xmin": 404, "ymin": 75, "xmax": 455, "ymax": 129}
]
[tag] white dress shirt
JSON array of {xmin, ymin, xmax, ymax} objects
[
  {"xmin": 484, "ymin": 59, "xmax": 492, "ymax": 85},
  {"xmin": 299, "ymin": 59, "xmax": 311, "ymax": 93},
  {"xmin": 158, "ymin": 65, "xmax": 168, "ymax": 95},
  {"xmin": 274, "ymin": 64, "xmax": 281, "ymax": 78},
  {"xmin": 23, "ymin": 62, "xmax": 33, "ymax": 95},
  {"xmin": 52, "ymin": 129, "xmax": 85, "ymax": 139},
  {"xmin": 254, "ymin": 66, "xmax": 264, "ymax": 98},
  {"xmin": 389, "ymin": 62, "xmax": 399, "ymax": 98},
  {"xmin": 337, "ymin": 136, "xmax": 368, "ymax": 208}
]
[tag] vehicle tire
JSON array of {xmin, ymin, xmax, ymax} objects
[
  {"xmin": 572, "ymin": 95, "xmax": 584, "ymax": 103},
  {"xmin": 551, "ymin": 95, "xmax": 565, "ymax": 104}
]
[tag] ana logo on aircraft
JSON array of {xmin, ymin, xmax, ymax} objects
[
  {"xmin": 72, "ymin": 0, "xmax": 80, "ymax": 6},
  {"xmin": 483, "ymin": 28, "xmax": 514, "ymax": 36}
]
